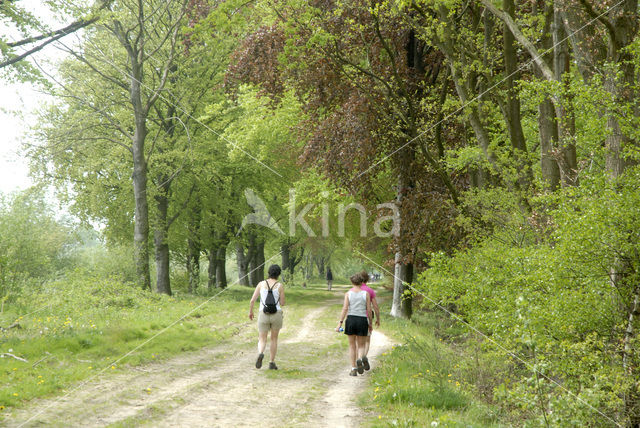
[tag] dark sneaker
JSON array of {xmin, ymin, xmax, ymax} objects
[
  {"xmin": 356, "ymin": 359, "xmax": 364, "ymax": 374},
  {"xmin": 269, "ymin": 361, "xmax": 278, "ymax": 370},
  {"xmin": 362, "ymin": 356, "xmax": 370, "ymax": 371},
  {"xmin": 255, "ymin": 353, "xmax": 264, "ymax": 369},
  {"xmin": 349, "ymin": 368, "xmax": 358, "ymax": 376}
]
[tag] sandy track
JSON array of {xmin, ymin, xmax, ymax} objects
[
  {"xmin": 308, "ymin": 331, "xmax": 392, "ymax": 428},
  {"xmin": 7, "ymin": 301, "xmax": 392, "ymax": 428}
]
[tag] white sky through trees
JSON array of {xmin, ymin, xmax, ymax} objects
[
  {"xmin": 0, "ymin": 83, "xmax": 37, "ymax": 194},
  {"xmin": 0, "ymin": 0, "xmax": 67, "ymax": 195}
]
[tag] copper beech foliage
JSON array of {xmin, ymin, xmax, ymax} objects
[{"xmin": 226, "ymin": 0, "xmax": 466, "ymax": 265}]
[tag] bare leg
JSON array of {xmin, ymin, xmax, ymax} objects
[
  {"xmin": 269, "ymin": 328, "xmax": 280, "ymax": 362},
  {"xmin": 356, "ymin": 336, "xmax": 367, "ymax": 359},
  {"xmin": 364, "ymin": 335, "xmax": 371, "ymax": 356},
  {"xmin": 258, "ymin": 330, "xmax": 268, "ymax": 354},
  {"xmin": 348, "ymin": 334, "xmax": 357, "ymax": 367}
]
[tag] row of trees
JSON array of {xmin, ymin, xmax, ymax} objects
[
  {"xmin": 6, "ymin": 0, "xmax": 638, "ymax": 312},
  {"xmin": 226, "ymin": 0, "xmax": 640, "ymax": 424},
  {"xmin": 5, "ymin": 0, "xmax": 347, "ymax": 296},
  {"xmin": 4, "ymin": 0, "xmax": 640, "ymax": 423}
]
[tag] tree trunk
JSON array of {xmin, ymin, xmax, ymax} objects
[
  {"xmin": 236, "ymin": 242, "xmax": 250, "ymax": 286},
  {"xmin": 603, "ymin": 50, "xmax": 637, "ymax": 179},
  {"xmin": 390, "ymin": 251, "xmax": 412, "ymax": 319},
  {"xmin": 153, "ymin": 185, "xmax": 171, "ymax": 296},
  {"xmin": 186, "ymin": 194, "xmax": 201, "ymax": 293},
  {"xmin": 246, "ymin": 232, "xmax": 257, "ymax": 284},
  {"xmin": 304, "ymin": 253, "xmax": 313, "ymax": 280},
  {"xmin": 315, "ymin": 256, "xmax": 325, "ymax": 277},
  {"xmin": 207, "ymin": 245, "xmax": 217, "ymax": 292},
  {"xmin": 390, "ymin": 172, "xmax": 412, "ymax": 319},
  {"xmin": 216, "ymin": 242, "xmax": 227, "ymax": 289},
  {"xmin": 538, "ymin": 97, "xmax": 561, "ymax": 190},
  {"xmin": 130, "ymin": 77, "xmax": 151, "ymax": 290},
  {"xmin": 187, "ymin": 240, "xmax": 200, "ymax": 294},
  {"xmin": 553, "ymin": 4, "xmax": 578, "ymax": 187},
  {"xmin": 126, "ymin": 23, "xmax": 151, "ymax": 291},
  {"xmin": 132, "ymin": 139, "xmax": 151, "ymax": 290},
  {"xmin": 281, "ymin": 243, "xmax": 290, "ymax": 272},
  {"xmin": 187, "ymin": 203, "xmax": 201, "ymax": 294},
  {"xmin": 249, "ymin": 238, "xmax": 265, "ymax": 285},
  {"xmin": 562, "ymin": 0, "xmax": 638, "ymax": 179},
  {"xmin": 288, "ymin": 247, "xmax": 304, "ymax": 282},
  {"xmin": 502, "ymin": 0, "xmax": 531, "ymax": 190},
  {"xmin": 528, "ymin": 0, "xmax": 560, "ymax": 192}
]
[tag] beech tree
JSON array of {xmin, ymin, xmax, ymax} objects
[
  {"xmin": 228, "ymin": 0, "xmax": 466, "ymax": 318},
  {"xmin": 31, "ymin": 0, "xmax": 190, "ymax": 293}
]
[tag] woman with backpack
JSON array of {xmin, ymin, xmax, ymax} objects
[
  {"xmin": 249, "ymin": 264, "xmax": 285, "ymax": 370},
  {"xmin": 335, "ymin": 273, "xmax": 372, "ymax": 376}
]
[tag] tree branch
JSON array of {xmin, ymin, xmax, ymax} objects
[
  {"xmin": 168, "ymin": 183, "xmax": 196, "ymax": 227},
  {"xmin": 479, "ymin": 0, "xmax": 554, "ymax": 82},
  {"xmin": 6, "ymin": 17, "xmax": 98, "ymax": 49},
  {"xmin": 576, "ymin": 0, "xmax": 619, "ymax": 52}
]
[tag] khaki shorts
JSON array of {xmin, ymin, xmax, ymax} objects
[{"xmin": 258, "ymin": 310, "xmax": 283, "ymax": 333}]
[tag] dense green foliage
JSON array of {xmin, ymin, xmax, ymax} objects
[
  {"xmin": 0, "ymin": 190, "xmax": 76, "ymax": 298},
  {"xmin": 415, "ymin": 171, "xmax": 640, "ymax": 426}
]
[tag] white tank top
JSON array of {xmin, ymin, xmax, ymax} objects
[
  {"xmin": 347, "ymin": 290, "xmax": 367, "ymax": 317},
  {"xmin": 260, "ymin": 280, "xmax": 282, "ymax": 312}
]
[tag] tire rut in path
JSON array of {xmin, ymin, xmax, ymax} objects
[{"xmin": 307, "ymin": 330, "xmax": 393, "ymax": 428}]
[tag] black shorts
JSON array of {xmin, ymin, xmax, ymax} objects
[{"xmin": 344, "ymin": 315, "xmax": 368, "ymax": 336}]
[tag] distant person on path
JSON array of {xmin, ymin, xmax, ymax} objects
[
  {"xmin": 326, "ymin": 267, "xmax": 333, "ymax": 290},
  {"xmin": 359, "ymin": 271, "xmax": 380, "ymax": 371},
  {"xmin": 335, "ymin": 273, "xmax": 372, "ymax": 376},
  {"xmin": 249, "ymin": 264, "xmax": 285, "ymax": 370}
]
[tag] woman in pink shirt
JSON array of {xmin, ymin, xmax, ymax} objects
[{"xmin": 359, "ymin": 271, "xmax": 380, "ymax": 370}]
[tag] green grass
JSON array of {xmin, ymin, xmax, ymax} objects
[
  {"xmin": 361, "ymin": 289, "xmax": 509, "ymax": 428},
  {"xmin": 0, "ymin": 270, "xmax": 257, "ymax": 415},
  {"xmin": 264, "ymin": 367, "xmax": 313, "ymax": 379},
  {"xmin": 0, "ymin": 271, "xmax": 354, "ymax": 420}
]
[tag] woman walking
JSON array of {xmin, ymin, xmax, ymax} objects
[
  {"xmin": 249, "ymin": 264, "xmax": 285, "ymax": 370},
  {"xmin": 335, "ymin": 273, "xmax": 372, "ymax": 376},
  {"xmin": 359, "ymin": 271, "xmax": 380, "ymax": 371}
]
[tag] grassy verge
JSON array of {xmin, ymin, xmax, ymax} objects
[
  {"xmin": 0, "ymin": 273, "xmax": 348, "ymax": 420},
  {"xmin": 361, "ymin": 288, "xmax": 508, "ymax": 428},
  {"xmin": 0, "ymin": 272, "xmax": 256, "ymax": 415}
]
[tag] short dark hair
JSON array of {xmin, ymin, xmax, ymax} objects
[
  {"xmin": 268, "ymin": 264, "xmax": 281, "ymax": 279},
  {"xmin": 350, "ymin": 273, "xmax": 362, "ymax": 285},
  {"xmin": 359, "ymin": 270, "xmax": 370, "ymax": 283}
]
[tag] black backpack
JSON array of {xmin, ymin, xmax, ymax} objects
[{"xmin": 263, "ymin": 280, "xmax": 279, "ymax": 314}]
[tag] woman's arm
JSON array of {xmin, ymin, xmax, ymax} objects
[
  {"xmin": 248, "ymin": 282, "xmax": 261, "ymax": 320},
  {"xmin": 278, "ymin": 283, "xmax": 286, "ymax": 306},
  {"xmin": 366, "ymin": 293, "xmax": 372, "ymax": 332},
  {"xmin": 335, "ymin": 293, "xmax": 349, "ymax": 331},
  {"xmin": 372, "ymin": 297, "xmax": 380, "ymax": 327}
]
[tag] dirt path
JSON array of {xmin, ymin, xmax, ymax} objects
[
  {"xmin": 313, "ymin": 331, "xmax": 392, "ymax": 428},
  {"xmin": 7, "ymin": 299, "xmax": 392, "ymax": 428}
]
